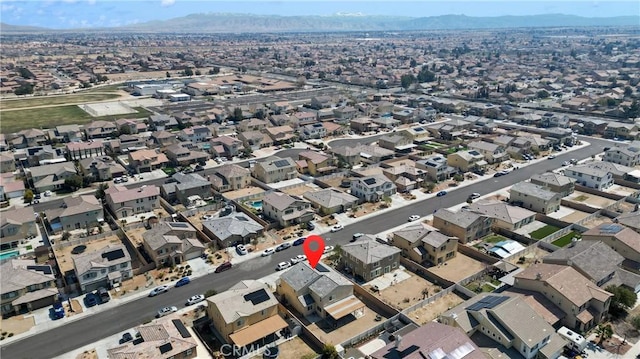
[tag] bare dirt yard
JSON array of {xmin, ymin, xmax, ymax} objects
[
  {"xmin": 427, "ymin": 253, "xmax": 487, "ymax": 283},
  {"xmin": 0, "ymin": 315, "xmax": 35, "ymax": 338},
  {"xmin": 376, "ymin": 274, "xmax": 441, "ymax": 311},
  {"xmin": 308, "ymin": 305, "xmax": 389, "ymax": 345},
  {"xmin": 406, "ymin": 292, "xmax": 466, "ymax": 325},
  {"xmin": 250, "ymin": 337, "xmax": 318, "ymax": 359}
]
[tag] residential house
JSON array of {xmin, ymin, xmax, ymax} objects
[
  {"xmin": 467, "ymin": 141, "xmax": 508, "ymax": 164},
  {"xmin": 340, "ymin": 238, "xmax": 401, "ymax": 281},
  {"xmin": 210, "ymin": 164, "xmax": 251, "ymax": 193},
  {"xmin": 513, "ymin": 263, "xmax": 612, "ymax": 331},
  {"xmin": 580, "ymin": 118, "xmax": 608, "ymax": 136},
  {"xmin": 0, "ymin": 152, "xmax": 15, "ymax": 173},
  {"xmin": 105, "ymin": 185, "xmax": 160, "ymax": 219},
  {"xmin": 84, "ymin": 120, "xmax": 117, "ymax": 139},
  {"xmin": 107, "ymin": 317, "xmax": 198, "ymax": 359},
  {"xmin": 142, "ymin": 221, "xmax": 205, "ymax": 266},
  {"xmin": 265, "ymin": 125, "xmax": 296, "ymax": 144},
  {"xmin": 564, "ymin": 164, "xmax": 613, "ymax": 190},
  {"xmin": 128, "ymin": 149, "xmax": 169, "ymax": 173},
  {"xmin": 65, "ymin": 141, "xmax": 106, "ymax": 161},
  {"xmin": 614, "ymin": 212, "xmax": 640, "ymax": 234},
  {"xmin": 415, "ymin": 155, "xmax": 456, "ymax": 182},
  {"xmin": 291, "ymin": 112, "xmax": 317, "ymax": 126},
  {"xmin": 509, "ymin": 181, "xmax": 562, "ymax": 214},
  {"xmin": 604, "ymin": 122, "xmax": 637, "ymax": 140},
  {"xmin": 299, "ymin": 123, "xmax": 327, "ymax": 140},
  {"xmin": 8, "ymin": 129, "xmax": 47, "ymax": 149},
  {"xmin": 311, "ymin": 96, "xmax": 334, "ymax": 109},
  {"xmin": 149, "ymin": 114, "xmax": 179, "ymax": 131},
  {"xmin": 276, "ymin": 261, "xmax": 366, "ymax": 321},
  {"xmin": 26, "ymin": 161, "xmax": 77, "ymax": 193},
  {"xmin": 440, "ymin": 293, "xmax": 565, "ymax": 359},
  {"xmin": 1, "ymin": 259, "xmax": 58, "ymax": 316},
  {"xmin": 468, "ymin": 201, "xmax": 536, "ymax": 231},
  {"xmin": 371, "ymin": 117, "xmax": 400, "ymax": 129},
  {"xmin": 252, "ymin": 157, "xmax": 297, "ymax": 183},
  {"xmin": 161, "ymin": 173, "xmax": 212, "ymax": 206},
  {"xmin": 350, "ymin": 175, "xmax": 397, "ymax": 203},
  {"xmin": 177, "ymin": 125, "xmax": 211, "ymax": 143},
  {"xmin": 55, "ymin": 124, "xmax": 83, "ymax": 143},
  {"xmin": 402, "ymin": 126, "xmax": 432, "ymax": 144},
  {"xmin": 303, "ymin": 189, "xmax": 358, "ymax": 215},
  {"xmin": 350, "ymin": 117, "xmax": 376, "ymax": 133},
  {"xmin": 16, "ymin": 145, "xmax": 65, "ymax": 167},
  {"xmin": 73, "ymin": 244, "xmax": 132, "ymax": 292},
  {"xmin": 206, "ymin": 280, "xmax": 287, "ymax": 348},
  {"xmin": 543, "ymin": 240, "xmax": 640, "ymax": 293},
  {"xmin": 541, "ymin": 113, "xmax": 570, "ymax": 128},
  {"xmin": 78, "ymin": 156, "xmax": 127, "ymax": 181},
  {"xmin": 210, "ymin": 135, "xmax": 243, "ymax": 158},
  {"xmin": 237, "ymin": 118, "xmax": 269, "ymax": 132},
  {"xmin": 447, "ymin": 150, "xmax": 487, "ymax": 172},
  {"xmin": 202, "ymin": 212, "xmax": 264, "ymax": 248},
  {"xmin": 582, "ymin": 223, "xmax": 640, "ymax": 264},
  {"xmin": 0, "ymin": 174, "xmax": 25, "ymax": 201},
  {"xmin": 165, "ymin": 143, "xmax": 209, "ymax": 166},
  {"xmin": 115, "ymin": 118, "xmax": 146, "ymax": 135},
  {"xmin": 44, "ymin": 195, "xmax": 103, "ymax": 233},
  {"xmin": 378, "ymin": 134, "xmax": 415, "ymax": 153},
  {"xmin": 297, "ymin": 151, "xmax": 336, "ymax": 176},
  {"xmin": 370, "ymin": 322, "xmax": 486, "ymax": 359},
  {"xmin": 262, "ymin": 192, "xmax": 314, "ymax": 227},
  {"xmin": 330, "ymin": 144, "xmax": 394, "ymax": 166},
  {"xmin": 433, "ymin": 209, "xmax": 493, "ymax": 244},
  {"xmin": 151, "ymin": 130, "xmax": 179, "ymax": 148},
  {"xmin": 333, "ymin": 106, "xmax": 359, "ymax": 121},
  {"xmin": 391, "ymin": 224, "xmax": 458, "ymax": 265},
  {"xmin": 238, "ymin": 130, "xmax": 273, "ymax": 150},
  {"xmin": 530, "ymin": 173, "xmax": 576, "ymax": 197},
  {"xmin": 382, "ymin": 165, "xmax": 428, "ymax": 193},
  {"xmin": 604, "ymin": 141, "xmax": 640, "ymax": 167}
]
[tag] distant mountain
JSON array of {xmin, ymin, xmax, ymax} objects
[{"xmin": 2, "ymin": 13, "xmax": 639, "ymax": 34}]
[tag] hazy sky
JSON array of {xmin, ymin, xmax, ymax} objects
[{"xmin": 1, "ymin": 0, "xmax": 638, "ymax": 29}]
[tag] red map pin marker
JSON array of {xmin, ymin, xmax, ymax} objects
[{"xmin": 303, "ymin": 235, "xmax": 325, "ymax": 269}]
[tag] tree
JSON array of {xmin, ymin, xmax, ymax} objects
[
  {"xmin": 14, "ymin": 83, "xmax": 34, "ymax": 96},
  {"xmin": 183, "ymin": 67, "xmax": 194, "ymax": 76},
  {"xmin": 95, "ymin": 183, "xmax": 109, "ymax": 201},
  {"xmin": 194, "ymin": 69, "xmax": 202, "ymax": 76},
  {"xmin": 61, "ymin": 231, "xmax": 72, "ymax": 241},
  {"xmin": 606, "ymin": 285, "xmax": 637, "ymax": 312},
  {"xmin": 64, "ymin": 175, "xmax": 83, "ymax": 191},
  {"xmin": 321, "ymin": 344, "xmax": 339, "ymax": 359},
  {"xmin": 424, "ymin": 182, "xmax": 436, "ymax": 193},
  {"xmin": 230, "ymin": 107, "xmax": 243, "ymax": 122},
  {"xmin": 625, "ymin": 100, "xmax": 639, "ymax": 119},
  {"xmin": 401, "ymin": 74, "xmax": 416, "ymax": 91},
  {"xmin": 204, "ymin": 289, "xmax": 217, "ymax": 298},
  {"xmin": 595, "ymin": 324, "xmax": 613, "ymax": 345},
  {"xmin": 166, "ymin": 71, "xmax": 171, "ymax": 78},
  {"xmin": 537, "ymin": 90, "xmax": 550, "ymax": 99},
  {"xmin": 119, "ymin": 125, "xmax": 132, "ymax": 135},
  {"xmin": 328, "ymin": 245, "xmax": 343, "ymax": 262},
  {"xmin": 453, "ymin": 173, "xmax": 464, "ymax": 182},
  {"xmin": 630, "ymin": 315, "xmax": 640, "ymax": 331},
  {"xmin": 209, "ymin": 66, "xmax": 220, "ymax": 75},
  {"xmin": 624, "ymin": 86, "xmax": 633, "ymax": 97},
  {"xmin": 409, "ymin": 58, "xmax": 417, "ymax": 68},
  {"xmin": 23, "ymin": 189, "xmax": 34, "ymax": 203}
]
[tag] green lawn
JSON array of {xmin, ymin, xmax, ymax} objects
[
  {"xmin": 574, "ymin": 195, "xmax": 589, "ymax": 202},
  {"xmin": 529, "ymin": 225, "xmax": 560, "ymax": 240},
  {"xmin": 552, "ymin": 231, "xmax": 578, "ymax": 247},
  {"xmin": 0, "ymin": 106, "xmax": 152, "ymax": 134},
  {"xmin": 2, "ymin": 93, "xmax": 121, "ymax": 110},
  {"xmin": 482, "ymin": 234, "xmax": 507, "ymax": 244}
]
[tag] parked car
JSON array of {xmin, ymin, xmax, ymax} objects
[
  {"xmin": 562, "ymin": 161, "xmax": 570, "ymax": 166},
  {"xmin": 84, "ymin": 293, "xmax": 99, "ymax": 307},
  {"xmin": 493, "ymin": 172, "xmax": 504, "ymax": 178},
  {"xmin": 436, "ymin": 191, "xmax": 447, "ymax": 197},
  {"xmin": 603, "ymin": 147, "xmax": 610, "ymax": 152},
  {"xmin": 324, "ymin": 245, "xmax": 335, "ymax": 254},
  {"xmin": 44, "ymin": 190, "xmax": 52, "ymax": 197},
  {"xmin": 468, "ymin": 192, "xmax": 481, "ymax": 200},
  {"xmin": 215, "ymin": 261, "xmax": 232, "ymax": 273},
  {"xmin": 149, "ymin": 285, "xmax": 169, "ymax": 297},
  {"xmin": 34, "ymin": 193, "xmax": 41, "ymax": 199},
  {"xmin": 262, "ymin": 248, "xmax": 275, "ymax": 256},
  {"xmin": 156, "ymin": 306, "xmax": 178, "ymax": 318},
  {"xmin": 408, "ymin": 215, "xmax": 421, "ymax": 222},
  {"xmin": 52, "ymin": 302, "xmax": 65, "ymax": 320},
  {"xmin": 306, "ymin": 222, "xmax": 315, "ymax": 230},
  {"xmin": 276, "ymin": 262, "xmax": 292, "ymax": 271},
  {"xmin": 290, "ymin": 255, "xmax": 306, "ymax": 264},
  {"xmin": 293, "ymin": 237, "xmax": 306, "ymax": 246},
  {"xmin": 548, "ymin": 155, "xmax": 556, "ymax": 159},
  {"xmin": 351, "ymin": 233, "xmax": 364, "ymax": 242},
  {"xmin": 175, "ymin": 277, "xmax": 191, "ymax": 287},
  {"xmin": 330, "ymin": 224, "xmax": 344, "ymax": 232},
  {"xmin": 96, "ymin": 287, "xmax": 110, "ymax": 303},
  {"xmin": 186, "ymin": 294, "xmax": 205, "ymax": 306},
  {"xmin": 236, "ymin": 244, "xmax": 248, "ymax": 255},
  {"xmin": 119, "ymin": 332, "xmax": 133, "ymax": 344},
  {"xmin": 276, "ymin": 242, "xmax": 291, "ymax": 251}
]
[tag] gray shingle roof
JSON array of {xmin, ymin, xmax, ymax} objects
[
  {"xmin": 510, "ymin": 181, "xmax": 559, "ymax": 201},
  {"xmin": 303, "ymin": 189, "xmax": 358, "ymax": 209},
  {"xmin": 342, "ymin": 238, "xmax": 400, "ymax": 264},
  {"xmin": 202, "ymin": 213, "xmax": 263, "ymax": 241},
  {"xmin": 543, "ymin": 241, "xmax": 623, "ymax": 283}
]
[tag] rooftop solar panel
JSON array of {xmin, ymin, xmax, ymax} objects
[
  {"xmin": 465, "ymin": 295, "xmax": 509, "ymax": 312},
  {"xmin": 274, "ymin": 159, "xmax": 291, "ymax": 168},
  {"xmin": 159, "ymin": 343, "xmax": 173, "ymax": 354},
  {"xmin": 363, "ymin": 178, "xmax": 377, "ymax": 185},
  {"xmin": 102, "ymin": 249, "xmax": 125, "ymax": 261},
  {"xmin": 169, "ymin": 222, "xmax": 189, "ymax": 228},
  {"xmin": 26, "ymin": 265, "xmax": 53, "ymax": 275},
  {"xmin": 172, "ymin": 319, "xmax": 192, "ymax": 338},
  {"xmin": 244, "ymin": 289, "xmax": 270, "ymax": 305}
]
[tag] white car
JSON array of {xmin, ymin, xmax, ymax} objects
[
  {"xmin": 408, "ymin": 215, "xmax": 421, "ymax": 222},
  {"xmin": 149, "ymin": 285, "xmax": 169, "ymax": 297},
  {"xmin": 290, "ymin": 255, "xmax": 306, "ymax": 264},
  {"xmin": 468, "ymin": 193, "xmax": 481, "ymax": 200},
  {"xmin": 186, "ymin": 294, "xmax": 205, "ymax": 306},
  {"xmin": 236, "ymin": 244, "xmax": 248, "ymax": 255},
  {"xmin": 156, "ymin": 306, "xmax": 178, "ymax": 318},
  {"xmin": 201, "ymin": 214, "xmax": 215, "ymax": 220},
  {"xmin": 262, "ymin": 248, "xmax": 275, "ymax": 257},
  {"xmin": 324, "ymin": 245, "xmax": 335, "ymax": 254},
  {"xmin": 330, "ymin": 224, "xmax": 344, "ymax": 232},
  {"xmin": 548, "ymin": 155, "xmax": 556, "ymax": 159},
  {"xmin": 276, "ymin": 262, "xmax": 292, "ymax": 271},
  {"xmin": 562, "ymin": 161, "xmax": 570, "ymax": 166}
]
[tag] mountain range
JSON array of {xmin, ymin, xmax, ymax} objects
[{"xmin": 2, "ymin": 13, "xmax": 639, "ymax": 33}]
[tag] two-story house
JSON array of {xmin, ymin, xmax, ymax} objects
[
  {"xmin": 161, "ymin": 173, "xmax": 212, "ymax": 206},
  {"xmin": 73, "ymin": 244, "xmax": 132, "ymax": 292},
  {"xmin": 105, "ymin": 185, "xmax": 160, "ymax": 219},
  {"xmin": 165, "ymin": 143, "xmax": 209, "ymax": 166},
  {"xmin": 265, "ymin": 125, "xmax": 296, "ymax": 144},
  {"xmin": 65, "ymin": 141, "xmax": 107, "ymax": 161},
  {"xmin": 44, "ymin": 195, "xmax": 103, "ymax": 233},
  {"xmin": 340, "ymin": 237, "xmax": 401, "ymax": 281},
  {"xmin": 84, "ymin": 120, "xmax": 117, "ymax": 139},
  {"xmin": 210, "ymin": 164, "xmax": 251, "ymax": 193},
  {"xmin": 467, "ymin": 141, "xmax": 508, "ymax": 164},
  {"xmin": 149, "ymin": 114, "xmax": 179, "ymax": 131},
  {"xmin": 142, "ymin": 221, "xmax": 205, "ymax": 266},
  {"xmin": 604, "ymin": 122, "xmax": 637, "ymax": 140},
  {"xmin": 252, "ymin": 157, "xmax": 297, "ymax": 184},
  {"xmin": 530, "ymin": 172, "xmax": 576, "ymax": 198},
  {"xmin": 604, "ymin": 141, "xmax": 640, "ymax": 167},
  {"xmin": 237, "ymin": 130, "xmax": 273, "ymax": 150},
  {"xmin": 298, "ymin": 123, "xmax": 327, "ymax": 140},
  {"xmin": 447, "ymin": 150, "xmax": 487, "ymax": 173},
  {"xmin": 128, "ymin": 149, "xmax": 169, "ymax": 173},
  {"xmin": 177, "ymin": 125, "xmax": 211, "ymax": 143},
  {"xmin": 202, "ymin": 212, "xmax": 264, "ymax": 248},
  {"xmin": 8, "ymin": 129, "xmax": 47, "ymax": 149},
  {"xmin": 468, "ymin": 201, "xmax": 536, "ymax": 231},
  {"xmin": 210, "ymin": 135, "xmax": 243, "ymax": 158},
  {"xmin": 1, "ymin": 259, "xmax": 58, "ymax": 316},
  {"xmin": 509, "ymin": 181, "xmax": 562, "ymax": 214},
  {"xmin": 79, "ymin": 156, "xmax": 127, "ymax": 182},
  {"xmin": 297, "ymin": 151, "xmax": 336, "ymax": 176},
  {"xmin": 26, "ymin": 161, "xmax": 77, "ymax": 193},
  {"xmin": 415, "ymin": 155, "xmax": 456, "ymax": 182},
  {"xmin": 391, "ymin": 224, "xmax": 458, "ymax": 265},
  {"xmin": 0, "ymin": 207, "xmax": 37, "ymax": 251},
  {"xmin": 582, "ymin": 223, "xmax": 640, "ymax": 264},
  {"xmin": 350, "ymin": 175, "xmax": 397, "ymax": 203},
  {"xmin": 262, "ymin": 192, "xmax": 314, "ymax": 227},
  {"xmin": 564, "ymin": 164, "xmax": 613, "ymax": 190},
  {"xmin": 0, "ymin": 152, "xmax": 15, "ymax": 173},
  {"xmin": 433, "ymin": 208, "xmax": 493, "ymax": 244}
]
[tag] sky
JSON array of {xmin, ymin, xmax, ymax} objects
[{"xmin": 1, "ymin": 0, "xmax": 638, "ymax": 29}]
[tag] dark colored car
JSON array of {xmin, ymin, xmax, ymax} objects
[
  {"xmin": 96, "ymin": 287, "xmax": 110, "ymax": 303},
  {"xmin": 276, "ymin": 242, "xmax": 291, "ymax": 252},
  {"xmin": 52, "ymin": 302, "xmax": 65, "ymax": 320},
  {"xmin": 84, "ymin": 293, "xmax": 99, "ymax": 307},
  {"xmin": 215, "ymin": 261, "xmax": 232, "ymax": 273},
  {"xmin": 493, "ymin": 172, "xmax": 504, "ymax": 178},
  {"xmin": 175, "ymin": 276, "xmax": 191, "ymax": 287},
  {"xmin": 293, "ymin": 237, "xmax": 306, "ymax": 246},
  {"xmin": 306, "ymin": 222, "xmax": 315, "ymax": 230},
  {"xmin": 34, "ymin": 193, "xmax": 41, "ymax": 199},
  {"xmin": 436, "ymin": 191, "xmax": 447, "ymax": 197},
  {"xmin": 119, "ymin": 332, "xmax": 133, "ymax": 344}
]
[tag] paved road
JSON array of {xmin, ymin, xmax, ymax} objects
[{"xmin": 1, "ymin": 136, "xmax": 611, "ymax": 359}]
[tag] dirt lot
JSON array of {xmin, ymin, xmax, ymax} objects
[
  {"xmin": 307, "ymin": 305, "xmax": 389, "ymax": 345},
  {"xmin": 427, "ymin": 253, "xmax": 487, "ymax": 283},
  {"xmin": 75, "ymin": 349, "xmax": 98, "ymax": 359},
  {"xmin": 281, "ymin": 184, "xmax": 322, "ymax": 197},
  {"xmin": 320, "ymin": 175, "xmax": 350, "ymax": 192},
  {"xmin": 506, "ymin": 246, "xmax": 551, "ymax": 268},
  {"xmin": 567, "ymin": 191, "xmax": 616, "ymax": 208},
  {"xmin": 349, "ymin": 202, "xmax": 383, "ymax": 219},
  {"xmin": 559, "ymin": 209, "xmax": 592, "ymax": 223},
  {"xmin": 115, "ymin": 273, "xmax": 151, "ymax": 298},
  {"xmin": 0, "ymin": 315, "xmax": 35, "ymax": 337},
  {"xmin": 376, "ymin": 274, "xmax": 441, "ymax": 311},
  {"xmin": 406, "ymin": 292, "xmax": 465, "ymax": 325},
  {"xmin": 579, "ymin": 214, "xmax": 616, "ymax": 229},
  {"xmin": 221, "ymin": 186, "xmax": 266, "ymax": 201},
  {"xmin": 250, "ymin": 337, "xmax": 318, "ymax": 359},
  {"xmin": 63, "ymin": 299, "xmax": 84, "ymax": 317}
]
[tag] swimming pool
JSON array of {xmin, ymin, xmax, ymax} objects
[
  {"xmin": 249, "ymin": 200, "xmax": 263, "ymax": 210},
  {"xmin": 0, "ymin": 250, "xmax": 19, "ymax": 261}
]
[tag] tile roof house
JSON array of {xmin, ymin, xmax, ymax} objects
[
  {"xmin": 0, "ymin": 151, "xmax": 15, "ymax": 173},
  {"xmin": 303, "ymin": 188, "xmax": 358, "ymax": 215},
  {"xmin": 297, "ymin": 151, "xmax": 336, "ymax": 176},
  {"xmin": 447, "ymin": 150, "xmax": 487, "ymax": 172},
  {"xmin": 530, "ymin": 172, "xmax": 576, "ymax": 197},
  {"xmin": 44, "ymin": 195, "xmax": 103, "ymax": 233},
  {"xmin": 210, "ymin": 135, "xmax": 243, "ymax": 158},
  {"xmin": 391, "ymin": 224, "xmax": 458, "ymax": 265},
  {"xmin": 265, "ymin": 125, "xmax": 296, "ymax": 144},
  {"xmin": 467, "ymin": 141, "xmax": 508, "ymax": 164},
  {"xmin": 105, "ymin": 185, "xmax": 160, "ymax": 219},
  {"xmin": 65, "ymin": 141, "xmax": 107, "ymax": 161},
  {"xmin": 161, "ymin": 173, "xmax": 212, "ymax": 206},
  {"xmin": 252, "ymin": 157, "xmax": 297, "ymax": 184},
  {"xmin": 165, "ymin": 143, "xmax": 209, "ymax": 166},
  {"xmin": 26, "ymin": 161, "xmax": 77, "ymax": 193},
  {"xmin": 128, "ymin": 149, "xmax": 169, "ymax": 173},
  {"xmin": 509, "ymin": 181, "xmax": 561, "ymax": 214},
  {"xmin": 0, "ymin": 173, "xmax": 25, "ymax": 201},
  {"xmin": 330, "ymin": 144, "xmax": 394, "ymax": 166},
  {"xmin": 1, "ymin": 206, "xmax": 37, "ymax": 251},
  {"xmin": 350, "ymin": 175, "xmax": 397, "ymax": 203},
  {"xmin": 277, "ymin": 262, "xmax": 366, "ymax": 322},
  {"xmin": 142, "ymin": 221, "xmax": 205, "ymax": 266},
  {"xmin": 210, "ymin": 164, "xmax": 251, "ymax": 193},
  {"xmin": 206, "ymin": 280, "xmax": 287, "ymax": 348},
  {"xmin": 1, "ymin": 259, "xmax": 58, "ymax": 316},
  {"xmin": 237, "ymin": 130, "xmax": 273, "ymax": 150},
  {"xmin": 582, "ymin": 223, "xmax": 640, "ymax": 264},
  {"xmin": 614, "ymin": 212, "xmax": 640, "ymax": 234},
  {"xmin": 107, "ymin": 317, "xmax": 198, "ymax": 359},
  {"xmin": 298, "ymin": 123, "xmax": 327, "ymax": 140},
  {"xmin": 73, "ymin": 244, "xmax": 132, "ymax": 292},
  {"xmin": 177, "ymin": 125, "xmax": 212, "ymax": 143},
  {"xmin": 202, "ymin": 212, "xmax": 264, "ymax": 248},
  {"xmin": 83, "ymin": 120, "xmax": 117, "ymax": 139},
  {"xmin": 513, "ymin": 263, "xmax": 612, "ymax": 331},
  {"xmin": 440, "ymin": 293, "xmax": 565, "ymax": 359},
  {"xmin": 433, "ymin": 208, "xmax": 493, "ymax": 244},
  {"xmin": 415, "ymin": 155, "xmax": 456, "ymax": 182},
  {"xmin": 262, "ymin": 192, "xmax": 314, "ymax": 227},
  {"xmin": 340, "ymin": 237, "xmax": 401, "ymax": 281},
  {"xmin": 370, "ymin": 322, "xmax": 485, "ymax": 359},
  {"xmin": 468, "ymin": 201, "xmax": 536, "ymax": 231},
  {"xmin": 78, "ymin": 156, "xmax": 127, "ymax": 181}
]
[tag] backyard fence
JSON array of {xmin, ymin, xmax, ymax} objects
[
  {"xmin": 400, "ymin": 284, "xmax": 458, "ymax": 314},
  {"xmin": 52, "ymin": 229, "xmax": 121, "ymax": 249}
]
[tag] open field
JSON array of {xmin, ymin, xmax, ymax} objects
[
  {"xmin": 2, "ymin": 93, "xmax": 123, "ymax": 110},
  {"xmin": 0, "ymin": 106, "xmax": 152, "ymax": 134}
]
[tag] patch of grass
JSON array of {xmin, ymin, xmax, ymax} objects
[
  {"xmin": 552, "ymin": 231, "xmax": 577, "ymax": 247},
  {"xmin": 162, "ymin": 167, "xmax": 177, "ymax": 175},
  {"xmin": 529, "ymin": 225, "xmax": 560, "ymax": 240},
  {"xmin": 574, "ymin": 195, "xmax": 589, "ymax": 202},
  {"xmin": 2, "ymin": 93, "xmax": 121, "ymax": 110},
  {"xmin": 482, "ymin": 284, "xmax": 496, "ymax": 292},
  {"xmin": 25, "ymin": 245, "xmax": 33, "ymax": 250},
  {"xmin": 482, "ymin": 234, "xmax": 507, "ymax": 244}
]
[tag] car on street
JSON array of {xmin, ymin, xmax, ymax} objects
[
  {"xmin": 215, "ymin": 261, "xmax": 232, "ymax": 273},
  {"xmin": 351, "ymin": 233, "xmax": 364, "ymax": 242},
  {"xmin": 175, "ymin": 277, "xmax": 191, "ymax": 287},
  {"xmin": 262, "ymin": 248, "xmax": 275, "ymax": 256},
  {"xmin": 331, "ymin": 224, "xmax": 344, "ymax": 232},
  {"xmin": 290, "ymin": 255, "xmax": 306, "ymax": 264},
  {"xmin": 186, "ymin": 294, "xmax": 205, "ymax": 306},
  {"xmin": 276, "ymin": 262, "xmax": 292, "ymax": 271},
  {"xmin": 408, "ymin": 215, "xmax": 421, "ymax": 222},
  {"xmin": 276, "ymin": 242, "xmax": 291, "ymax": 251},
  {"xmin": 149, "ymin": 285, "xmax": 169, "ymax": 297},
  {"xmin": 293, "ymin": 237, "xmax": 306, "ymax": 246},
  {"xmin": 84, "ymin": 293, "xmax": 99, "ymax": 307},
  {"xmin": 436, "ymin": 191, "xmax": 447, "ymax": 197},
  {"xmin": 548, "ymin": 155, "xmax": 556, "ymax": 159},
  {"xmin": 156, "ymin": 306, "xmax": 178, "ymax": 318},
  {"xmin": 562, "ymin": 161, "xmax": 570, "ymax": 166},
  {"xmin": 324, "ymin": 245, "xmax": 335, "ymax": 254},
  {"xmin": 236, "ymin": 244, "xmax": 248, "ymax": 255},
  {"xmin": 468, "ymin": 192, "xmax": 481, "ymax": 200},
  {"xmin": 119, "ymin": 332, "xmax": 133, "ymax": 344},
  {"xmin": 493, "ymin": 172, "xmax": 504, "ymax": 177}
]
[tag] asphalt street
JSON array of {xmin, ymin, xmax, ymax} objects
[{"xmin": 1, "ymin": 136, "xmax": 611, "ymax": 359}]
